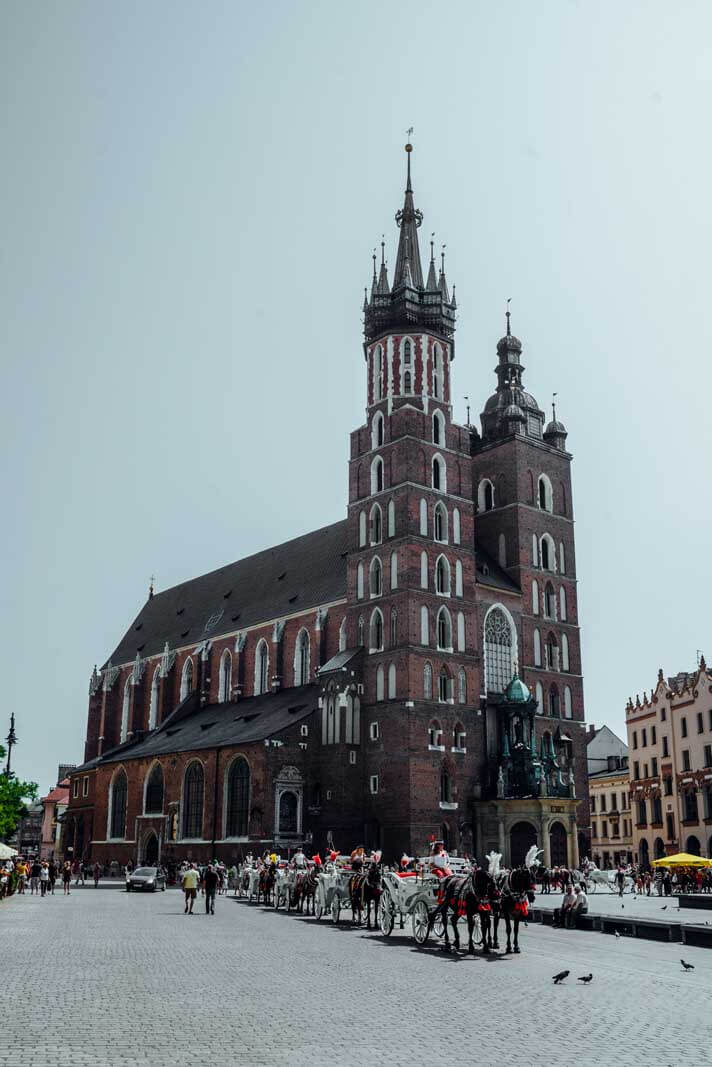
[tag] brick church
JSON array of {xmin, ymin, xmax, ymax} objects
[{"xmin": 65, "ymin": 145, "xmax": 588, "ymax": 871}]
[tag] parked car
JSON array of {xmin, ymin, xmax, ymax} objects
[{"xmin": 125, "ymin": 866, "xmax": 166, "ymax": 892}]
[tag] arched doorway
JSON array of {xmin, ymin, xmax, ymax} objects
[
  {"xmin": 654, "ymin": 837, "xmax": 665, "ymax": 860},
  {"xmin": 639, "ymin": 838, "xmax": 649, "ymax": 867},
  {"xmin": 143, "ymin": 831, "xmax": 159, "ymax": 866},
  {"xmin": 549, "ymin": 821, "xmax": 568, "ymax": 867},
  {"xmin": 510, "ymin": 821, "xmax": 537, "ymax": 867},
  {"xmin": 686, "ymin": 835, "xmax": 701, "ymax": 856}
]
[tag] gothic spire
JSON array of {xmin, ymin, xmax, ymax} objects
[
  {"xmin": 426, "ymin": 234, "xmax": 438, "ymax": 290},
  {"xmin": 438, "ymin": 244, "xmax": 450, "ymax": 303},
  {"xmin": 393, "ymin": 142, "xmax": 424, "ymax": 289},
  {"xmin": 376, "ymin": 236, "xmax": 390, "ymax": 294}
]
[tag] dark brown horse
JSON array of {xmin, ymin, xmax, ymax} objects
[
  {"xmin": 257, "ymin": 862, "xmax": 277, "ymax": 906},
  {"xmin": 435, "ymin": 867, "xmax": 498, "ymax": 953},
  {"xmin": 291, "ymin": 867, "xmax": 318, "ymax": 915},
  {"xmin": 493, "ymin": 865, "xmax": 535, "ymax": 953},
  {"xmin": 349, "ymin": 859, "xmax": 382, "ymax": 928}
]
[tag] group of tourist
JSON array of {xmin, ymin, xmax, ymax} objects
[{"xmin": 1, "ymin": 856, "xmax": 75, "ymax": 899}]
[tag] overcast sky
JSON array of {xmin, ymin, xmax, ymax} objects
[{"xmin": 3, "ymin": 1, "xmax": 711, "ymax": 792}]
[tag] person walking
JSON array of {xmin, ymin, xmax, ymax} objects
[
  {"xmin": 182, "ymin": 864, "xmax": 198, "ymax": 914},
  {"xmin": 48, "ymin": 859, "xmax": 57, "ymax": 895},
  {"xmin": 16, "ymin": 859, "xmax": 27, "ymax": 894},
  {"xmin": 62, "ymin": 861, "xmax": 72, "ymax": 895},
  {"xmin": 93, "ymin": 862, "xmax": 101, "ymax": 888},
  {"xmin": 30, "ymin": 858, "xmax": 42, "ymax": 895},
  {"xmin": 40, "ymin": 862, "xmax": 50, "ymax": 897},
  {"xmin": 203, "ymin": 863, "xmax": 219, "ymax": 915},
  {"xmin": 615, "ymin": 864, "xmax": 626, "ymax": 897}
]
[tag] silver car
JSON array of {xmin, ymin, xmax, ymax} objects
[{"xmin": 125, "ymin": 866, "xmax": 166, "ymax": 892}]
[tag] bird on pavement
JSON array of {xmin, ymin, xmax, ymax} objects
[
  {"xmin": 661, "ymin": 906, "xmax": 667, "ymax": 911},
  {"xmin": 577, "ymin": 974, "xmax": 593, "ymax": 984},
  {"xmin": 680, "ymin": 959, "xmax": 695, "ymax": 971},
  {"xmin": 552, "ymin": 970, "xmax": 570, "ymax": 984}
]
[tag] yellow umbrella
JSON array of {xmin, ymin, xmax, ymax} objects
[{"xmin": 651, "ymin": 852, "xmax": 712, "ymax": 868}]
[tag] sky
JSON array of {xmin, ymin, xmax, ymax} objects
[{"xmin": 2, "ymin": 1, "xmax": 711, "ymax": 793}]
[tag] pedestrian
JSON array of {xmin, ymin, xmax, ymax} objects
[
  {"xmin": 93, "ymin": 861, "xmax": 101, "ymax": 888},
  {"xmin": 48, "ymin": 859, "xmax": 57, "ymax": 895},
  {"xmin": 182, "ymin": 864, "xmax": 198, "ymax": 914},
  {"xmin": 16, "ymin": 859, "xmax": 27, "ymax": 894},
  {"xmin": 40, "ymin": 862, "xmax": 50, "ymax": 897},
  {"xmin": 203, "ymin": 863, "xmax": 219, "ymax": 915},
  {"xmin": 30, "ymin": 858, "xmax": 42, "ymax": 895},
  {"xmin": 62, "ymin": 861, "xmax": 72, "ymax": 895},
  {"xmin": 615, "ymin": 864, "xmax": 626, "ymax": 897}
]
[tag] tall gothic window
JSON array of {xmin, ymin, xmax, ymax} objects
[
  {"xmin": 434, "ymin": 501, "xmax": 448, "ymax": 543},
  {"xmin": 404, "ymin": 370, "xmax": 412, "ymax": 394},
  {"xmin": 390, "ymin": 609, "xmax": 397, "ymax": 647},
  {"xmin": 120, "ymin": 678, "xmax": 131, "ymax": 742},
  {"xmin": 144, "ymin": 763, "xmax": 164, "ymax": 814},
  {"xmin": 435, "ymin": 555, "xmax": 450, "ymax": 595},
  {"xmin": 484, "ymin": 607, "xmax": 515, "ymax": 694},
  {"xmin": 370, "ymin": 609, "xmax": 384, "ymax": 651},
  {"xmin": 371, "ymin": 456, "xmax": 384, "ymax": 494},
  {"xmin": 370, "ymin": 556, "xmax": 382, "ymax": 597},
  {"xmin": 109, "ymin": 770, "xmax": 127, "ymax": 839},
  {"xmin": 219, "ymin": 650, "xmax": 232, "ymax": 702},
  {"xmin": 180, "ymin": 658, "xmax": 194, "ymax": 702},
  {"xmin": 436, "ymin": 606, "xmax": 452, "ymax": 650},
  {"xmin": 226, "ymin": 758, "xmax": 250, "ymax": 837},
  {"xmin": 182, "ymin": 761, "xmax": 204, "ymax": 839},
  {"xmin": 255, "ymin": 640, "xmax": 269, "ymax": 695},
  {"xmin": 370, "ymin": 504, "xmax": 382, "ymax": 544},
  {"xmin": 148, "ymin": 667, "xmax": 160, "ymax": 729},
  {"xmin": 295, "ymin": 629, "xmax": 310, "ymax": 685}
]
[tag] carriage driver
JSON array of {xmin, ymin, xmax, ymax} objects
[
  {"xmin": 429, "ymin": 840, "xmax": 452, "ymax": 878},
  {"xmin": 292, "ymin": 845, "xmax": 307, "ymax": 870},
  {"xmin": 350, "ymin": 846, "xmax": 366, "ymax": 873}
]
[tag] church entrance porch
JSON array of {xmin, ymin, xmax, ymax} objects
[{"xmin": 473, "ymin": 796, "xmax": 580, "ymax": 869}]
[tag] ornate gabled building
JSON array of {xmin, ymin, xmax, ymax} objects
[{"xmin": 65, "ymin": 145, "xmax": 588, "ymax": 870}]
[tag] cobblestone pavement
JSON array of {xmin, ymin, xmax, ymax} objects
[{"xmin": 3, "ymin": 885, "xmax": 707, "ymax": 1067}]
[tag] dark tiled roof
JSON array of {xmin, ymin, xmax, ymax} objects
[
  {"xmin": 318, "ymin": 648, "xmax": 362, "ymax": 674},
  {"xmin": 100, "ymin": 684, "xmax": 319, "ymax": 763},
  {"xmin": 474, "ymin": 545, "xmax": 520, "ymax": 594},
  {"xmin": 104, "ymin": 520, "xmax": 348, "ymax": 667}
]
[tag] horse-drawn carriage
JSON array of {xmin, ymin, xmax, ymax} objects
[
  {"xmin": 313, "ymin": 859, "xmax": 353, "ymax": 922},
  {"xmin": 377, "ymin": 857, "xmax": 474, "ymax": 946}
]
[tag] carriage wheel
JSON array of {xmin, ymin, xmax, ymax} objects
[
  {"xmin": 378, "ymin": 893, "xmax": 395, "ymax": 936},
  {"xmin": 331, "ymin": 896, "xmax": 341, "ymax": 923},
  {"xmin": 471, "ymin": 913, "xmax": 483, "ymax": 946},
  {"xmin": 412, "ymin": 900, "xmax": 431, "ymax": 945},
  {"xmin": 432, "ymin": 912, "xmax": 445, "ymax": 939},
  {"xmin": 314, "ymin": 894, "xmax": 323, "ymax": 921}
]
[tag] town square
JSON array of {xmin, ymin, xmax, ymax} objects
[{"xmin": 2, "ymin": 3, "xmax": 711, "ymax": 1064}]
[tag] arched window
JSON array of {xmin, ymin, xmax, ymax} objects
[
  {"xmin": 478, "ymin": 479, "xmax": 495, "ymax": 512},
  {"xmin": 145, "ymin": 763, "xmax": 164, "ymax": 814},
  {"xmin": 419, "ymin": 498, "xmax": 428, "ymax": 535},
  {"xmin": 457, "ymin": 611, "xmax": 465, "ymax": 652},
  {"xmin": 358, "ymin": 511, "xmax": 367, "ymax": 547},
  {"xmin": 376, "ymin": 664, "xmax": 385, "ymax": 701},
  {"xmin": 436, "ymin": 606, "xmax": 453, "ymax": 651},
  {"xmin": 370, "ymin": 556, "xmax": 382, "ymax": 597},
  {"xmin": 433, "ymin": 342, "xmax": 443, "ymax": 399},
  {"xmin": 532, "ymin": 534, "xmax": 539, "ymax": 567},
  {"xmin": 540, "ymin": 534, "xmax": 556, "ymax": 572},
  {"xmin": 372, "ymin": 411, "xmax": 384, "ymax": 450},
  {"xmin": 424, "ymin": 662, "xmax": 433, "ymax": 699},
  {"xmin": 404, "ymin": 370, "xmax": 412, "ymax": 394},
  {"xmin": 549, "ymin": 686, "xmax": 560, "ymax": 718},
  {"xmin": 454, "ymin": 720, "xmax": 466, "ymax": 747},
  {"xmin": 433, "ymin": 409, "xmax": 445, "ymax": 446},
  {"xmin": 440, "ymin": 767, "xmax": 452, "ymax": 804},
  {"xmin": 420, "ymin": 605, "xmax": 429, "ymax": 645},
  {"xmin": 535, "ymin": 681, "xmax": 544, "ymax": 713},
  {"xmin": 532, "ymin": 579, "xmax": 539, "ymax": 616},
  {"xmin": 182, "ymin": 762, "xmax": 204, "ymax": 838},
  {"xmin": 559, "ymin": 586, "xmax": 567, "ymax": 621},
  {"xmin": 370, "ymin": 608, "xmax": 384, "ymax": 651},
  {"xmin": 390, "ymin": 551, "xmax": 398, "ymax": 590},
  {"xmin": 295, "ymin": 629, "xmax": 310, "ymax": 685},
  {"xmin": 545, "ymin": 633, "xmax": 559, "ymax": 672},
  {"xmin": 453, "ymin": 508, "xmax": 461, "ymax": 544},
  {"xmin": 148, "ymin": 667, "xmax": 160, "ymax": 730},
  {"xmin": 435, "ymin": 554, "xmax": 451, "ymax": 595},
  {"xmin": 390, "ymin": 609, "xmax": 397, "ymax": 646},
  {"xmin": 226, "ymin": 758, "xmax": 250, "ymax": 837},
  {"xmin": 403, "ymin": 338, "xmax": 412, "ymax": 366},
  {"xmin": 420, "ymin": 550, "xmax": 428, "ymax": 589},
  {"xmin": 278, "ymin": 791, "xmax": 299, "ymax": 834},
  {"xmin": 484, "ymin": 606, "xmax": 517, "ymax": 693},
  {"xmin": 429, "ymin": 719, "xmax": 443, "ymax": 746},
  {"xmin": 432, "ymin": 454, "xmax": 446, "ymax": 492},
  {"xmin": 357, "ymin": 560, "xmax": 364, "ymax": 598},
  {"xmin": 358, "ymin": 616, "xmax": 365, "ymax": 646},
  {"xmin": 537, "ymin": 474, "xmax": 553, "ymax": 512},
  {"xmin": 121, "ymin": 678, "xmax": 131, "ymax": 742},
  {"xmin": 180, "ymin": 658, "xmax": 194, "ymax": 702},
  {"xmin": 457, "ymin": 669, "xmax": 467, "ymax": 705},
  {"xmin": 561, "ymin": 633, "xmax": 570, "ymax": 672},
  {"xmin": 564, "ymin": 686, "xmax": 573, "ymax": 719},
  {"xmin": 325, "ymin": 692, "xmax": 336, "ymax": 743},
  {"xmin": 498, "ymin": 533, "xmax": 506, "ymax": 568},
  {"xmin": 388, "ymin": 663, "xmax": 396, "ymax": 699},
  {"xmin": 374, "ymin": 344, "xmax": 383, "ymax": 400},
  {"xmin": 371, "ymin": 456, "xmax": 384, "ymax": 494},
  {"xmin": 255, "ymin": 640, "xmax": 269, "ymax": 695},
  {"xmin": 219, "ymin": 650, "xmax": 232, "ymax": 702},
  {"xmin": 109, "ymin": 770, "xmax": 127, "ymax": 839},
  {"xmin": 559, "ymin": 542, "xmax": 566, "ymax": 574},
  {"xmin": 434, "ymin": 501, "xmax": 448, "ymax": 543},
  {"xmin": 533, "ymin": 628, "xmax": 542, "ymax": 667},
  {"xmin": 370, "ymin": 503, "xmax": 382, "ymax": 544},
  {"xmin": 387, "ymin": 499, "xmax": 395, "ymax": 537},
  {"xmin": 455, "ymin": 560, "xmax": 463, "ymax": 597},
  {"xmin": 544, "ymin": 582, "xmax": 556, "ymax": 620},
  {"xmin": 344, "ymin": 695, "xmax": 361, "ymax": 744},
  {"xmin": 339, "ymin": 616, "xmax": 347, "ymax": 652}
]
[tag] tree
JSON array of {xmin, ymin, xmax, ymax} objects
[{"xmin": 0, "ymin": 744, "xmax": 38, "ymax": 841}]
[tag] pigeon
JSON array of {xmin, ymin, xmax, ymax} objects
[
  {"xmin": 552, "ymin": 970, "xmax": 570, "ymax": 984},
  {"xmin": 680, "ymin": 959, "xmax": 694, "ymax": 971},
  {"xmin": 661, "ymin": 906, "xmax": 667, "ymax": 911},
  {"xmin": 577, "ymin": 974, "xmax": 593, "ymax": 984}
]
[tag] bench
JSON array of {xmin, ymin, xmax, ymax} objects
[
  {"xmin": 677, "ymin": 894, "xmax": 712, "ymax": 912},
  {"xmin": 600, "ymin": 916, "xmax": 680, "ymax": 942},
  {"xmin": 681, "ymin": 924, "xmax": 712, "ymax": 948}
]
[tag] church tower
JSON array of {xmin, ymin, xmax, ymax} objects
[{"xmin": 335, "ymin": 144, "xmax": 481, "ymax": 856}]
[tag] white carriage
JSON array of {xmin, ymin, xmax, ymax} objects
[
  {"xmin": 583, "ymin": 866, "xmax": 634, "ymax": 894},
  {"xmin": 377, "ymin": 857, "xmax": 474, "ymax": 945},
  {"xmin": 313, "ymin": 861, "xmax": 353, "ymax": 922}
]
